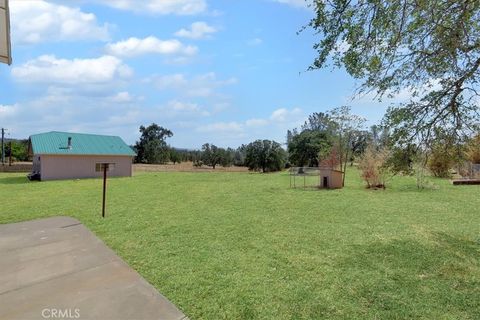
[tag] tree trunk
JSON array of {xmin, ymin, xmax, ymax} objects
[
  {"xmin": 341, "ymin": 132, "xmax": 352, "ymax": 187},
  {"xmin": 342, "ymin": 150, "xmax": 349, "ymax": 186}
]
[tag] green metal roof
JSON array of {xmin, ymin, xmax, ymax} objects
[{"xmin": 29, "ymin": 131, "xmax": 136, "ymax": 156}]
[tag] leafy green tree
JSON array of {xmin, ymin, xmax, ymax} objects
[
  {"xmin": 169, "ymin": 148, "xmax": 181, "ymax": 165},
  {"xmin": 233, "ymin": 144, "xmax": 247, "ymax": 166},
  {"xmin": 307, "ymin": 0, "xmax": 480, "ymax": 144},
  {"xmin": 201, "ymin": 143, "xmax": 224, "ymax": 169},
  {"xmin": 245, "ymin": 140, "xmax": 286, "ymax": 172},
  {"xmin": 301, "ymin": 112, "xmax": 335, "ymax": 133},
  {"xmin": 135, "ymin": 124, "xmax": 173, "ymax": 164},
  {"xmin": 349, "ymin": 129, "xmax": 371, "ymax": 165},
  {"xmin": 385, "ymin": 145, "xmax": 416, "ymax": 175},
  {"xmin": 219, "ymin": 148, "xmax": 234, "ymax": 167},
  {"xmin": 288, "ymin": 130, "xmax": 331, "ymax": 167},
  {"xmin": 5, "ymin": 140, "xmax": 28, "ymax": 162}
]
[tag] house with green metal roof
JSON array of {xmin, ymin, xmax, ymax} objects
[{"xmin": 28, "ymin": 131, "xmax": 135, "ymax": 181}]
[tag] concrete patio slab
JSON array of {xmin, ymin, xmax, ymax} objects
[{"xmin": 0, "ymin": 217, "xmax": 188, "ymax": 320}]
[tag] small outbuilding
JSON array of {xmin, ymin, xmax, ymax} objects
[
  {"xmin": 28, "ymin": 131, "xmax": 135, "ymax": 181},
  {"xmin": 319, "ymin": 167, "xmax": 343, "ymax": 189},
  {"xmin": 289, "ymin": 166, "xmax": 344, "ymax": 189}
]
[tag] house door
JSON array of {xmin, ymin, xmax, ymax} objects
[{"xmin": 323, "ymin": 176, "xmax": 329, "ymax": 188}]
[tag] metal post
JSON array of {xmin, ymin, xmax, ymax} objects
[{"xmin": 102, "ymin": 165, "xmax": 107, "ymax": 218}]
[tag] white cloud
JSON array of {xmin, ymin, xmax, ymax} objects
[
  {"xmin": 0, "ymin": 104, "xmax": 19, "ymax": 118},
  {"xmin": 10, "ymin": 0, "xmax": 110, "ymax": 44},
  {"xmin": 197, "ymin": 107, "xmax": 304, "ymax": 139},
  {"xmin": 270, "ymin": 107, "xmax": 302, "ymax": 122},
  {"xmin": 164, "ymin": 100, "xmax": 210, "ymax": 116},
  {"xmin": 246, "ymin": 118, "xmax": 269, "ymax": 127},
  {"xmin": 271, "ymin": 0, "xmax": 310, "ymax": 8},
  {"xmin": 11, "ymin": 55, "xmax": 132, "ymax": 84},
  {"xmin": 169, "ymin": 100, "xmax": 200, "ymax": 112},
  {"xmin": 150, "ymin": 72, "xmax": 237, "ymax": 97},
  {"xmin": 105, "ymin": 36, "xmax": 198, "ymax": 58},
  {"xmin": 197, "ymin": 121, "xmax": 243, "ymax": 133},
  {"xmin": 109, "ymin": 91, "xmax": 136, "ymax": 103},
  {"xmin": 150, "ymin": 73, "xmax": 188, "ymax": 88},
  {"xmin": 174, "ymin": 21, "xmax": 217, "ymax": 39},
  {"xmin": 247, "ymin": 38, "xmax": 263, "ymax": 46},
  {"xmin": 95, "ymin": 0, "xmax": 207, "ymax": 15}
]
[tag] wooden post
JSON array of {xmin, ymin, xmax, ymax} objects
[{"xmin": 102, "ymin": 164, "xmax": 107, "ymax": 218}]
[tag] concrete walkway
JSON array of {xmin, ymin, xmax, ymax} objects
[{"xmin": 0, "ymin": 217, "xmax": 188, "ymax": 320}]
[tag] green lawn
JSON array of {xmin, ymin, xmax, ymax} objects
[{"xmin": 1, "ymin": 170, "xmax": 479, "ymax": 319}]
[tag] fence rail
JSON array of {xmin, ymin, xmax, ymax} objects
[{"xmin": 0, "ymin": 163, "xmax": 32, "ymax": 172}]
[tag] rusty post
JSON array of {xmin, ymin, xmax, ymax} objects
[{"xmin": 102, "ymin": 164, "xmax": 107, "ymax": 218}]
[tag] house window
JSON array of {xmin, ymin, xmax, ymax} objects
[{"xmin": 95, "ymin": 163, "xmax": 115, "ymax": 172}]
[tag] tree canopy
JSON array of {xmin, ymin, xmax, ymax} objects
[
  {"xmin": 245, "ymin": 140, "xmax": 286, "ymax": 172},
  {"xmin": 135, "ymin": 123, "xmax": 173, "ymax": 164},
  {"xmin": 201, "ymin": 143, "xmax": 233, "ymax": 169},
  {"xmin": 4, "ymin": 139, "xmax": 28, "ymax": 162},
  {"xmin": 307, "ymin": 0, "xmax": 480, "ymax": 144},
  {"xmin": 288, "ymin": 130, "xmax": 331, "ymax": 167}
]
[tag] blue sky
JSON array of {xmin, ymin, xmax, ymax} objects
[{"xmin": 0, "ymin": 0, "xmax": 396, "ymax": 148}]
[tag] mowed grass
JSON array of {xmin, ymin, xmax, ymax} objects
[{"xmin": 1, "ymin": 170, "xmax": 479, "ymax": 319}]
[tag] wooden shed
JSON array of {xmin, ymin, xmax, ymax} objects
[
  {"xmin": 28, "ymin": 131, "xmax": 135, "ymax": 181},
  {"xmin": 319, "ymin": 167, "xmax": 344, "ymax": 189}
]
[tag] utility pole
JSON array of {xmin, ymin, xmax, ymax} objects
[{"xmin": 1, "ymin": 128, "xmax": 6, "ymax": 165}]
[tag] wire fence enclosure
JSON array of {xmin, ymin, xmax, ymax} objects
[
  {"xmin": 456, "ymin": 162, "xmax": 480, "ymax": 179},
  {"xmin": 289, "ymin": 167, "xmax": 344, "ymax": 189}
]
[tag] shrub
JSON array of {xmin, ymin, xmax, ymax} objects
[
  {"xmin": 358, "ymin": 145, "xmax": 391, "ymax": 189},
  {"xmin": 193, "ymin": 159, "xmax": 203, "ymax": 167},
  {"xmin": 428, "ymin": 147, "xmax": 455, "ymax": 178},
  {"xmin": 465, "ymin": 133, "xmax": 480, "ymax": 164}
]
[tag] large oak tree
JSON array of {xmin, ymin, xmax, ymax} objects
[{"xmin": 307, "ymin": 0, "xmax": 480, "ymax": 144}]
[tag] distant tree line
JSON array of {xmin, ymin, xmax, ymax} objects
[
  {"xmin": 133, "ymin": 123, "xmax": 286, "ymax": 172},
  {"xmin": 134, "ymin": 117, "xmax": 480, "ymax": 182}
]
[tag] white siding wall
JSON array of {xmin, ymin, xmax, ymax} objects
[{"xmin": 40, "ymin": 155, "xmax": 133, "ymax": 181}]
